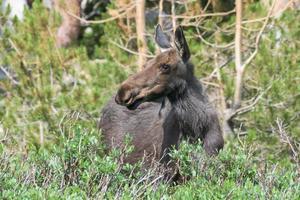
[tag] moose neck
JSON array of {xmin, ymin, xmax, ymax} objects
[
  {"xmin": 166, "ymin": 62, "xmax": 208, "ymax": 140},
  {"xmin": 167, "ymin": 62, "xmax": 203, "ymax": 103}
]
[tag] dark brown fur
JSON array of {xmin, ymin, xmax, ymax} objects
[{"xmin": 99, "ymin": 25, "xmax": 224, "ymax": 165}]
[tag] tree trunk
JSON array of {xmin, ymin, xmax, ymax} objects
[
  {"xmin": 135, "ymin": 0, "xmax": 147, "ymax": 71},
  {"xmin": 171, "ymin": 0, "xmax": 176, "ymax": 33},
  {"xmin": 233, "ymin": 0, "xmax": 243, "ymax": 109},
  {"xmin": 54, "ymin": 0, "xmax": 81, "ymax": 47}
]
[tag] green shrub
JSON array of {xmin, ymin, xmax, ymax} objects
[{"xmin": 1, "ymin": 130, "xmax": 299, "ymax": 199}]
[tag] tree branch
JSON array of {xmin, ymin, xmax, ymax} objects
[
  {"xmin": 109, "ymin": 40, "xmax": 154, "ymax": 58},
  {"xmin": 171, "ymin": 9, "xmax": 236, "ymax": 19},
  {"xmin": 66, "ymin": 4, "xmax": 135, "ymax": 25}
]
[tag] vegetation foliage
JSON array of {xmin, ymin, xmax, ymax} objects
[{"xmin": 0, "ymin": 0, "xmax": 299, "ymax": 198}]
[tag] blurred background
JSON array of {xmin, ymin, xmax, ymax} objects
[{"xmin": 0, "ymin": 0, "xmax": 299, "ymax": 198}]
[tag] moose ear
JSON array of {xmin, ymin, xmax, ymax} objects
[
  {"xmin": 174, "ymin": 26, "xmax": 190, "ymax": 63},
  {"xmin": 155, "ymin": 24, "xmax": 172, "ymax": 52}
]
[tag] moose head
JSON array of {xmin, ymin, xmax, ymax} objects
[{"xmin": 115, "ymin": 25, "xmax": 192, "ymax": 110}]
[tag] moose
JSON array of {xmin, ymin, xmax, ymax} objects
[{"xmin": 99, "ymin": 25, "xmax": 224, "ymax": 165}]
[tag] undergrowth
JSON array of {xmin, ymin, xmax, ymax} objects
[{"xmin": 0, "ymin": 120, "xmax": 299, "ymax": 199}]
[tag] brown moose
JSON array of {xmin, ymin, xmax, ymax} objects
[{"xmin": 99, "ymin": 25, "xmax": 224, "ymax": 165}]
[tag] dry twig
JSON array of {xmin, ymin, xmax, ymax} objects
[
  {"xmin": 230, "ymin": 84, "xmax": 273, "ymax": 118},
  {"xmin": 66, "ymin": 3, "xmax": 135, "ymax": 25},
  {"xmin": 0, "ymin": 66, "xmax": 19, "ymax": 85},
  {"xmin": 171, "ymin": 9, "xmax": 236, "ymax": 19},
  {"xmin": 109, "ymin": 40, "xmax": 155, "ymax": 58},
  {"xmin": 275, "ymin": 118, "xmax": 299, "ymax": 165}
]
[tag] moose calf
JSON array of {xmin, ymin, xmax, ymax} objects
[{"xmin": 99, "ymin": 25, "xmax": 224, "ymax": 165}]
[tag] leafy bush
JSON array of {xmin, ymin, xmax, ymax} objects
[{"xmin": 1, "ymin": 128, "xmax": 299, "ymax": 199}]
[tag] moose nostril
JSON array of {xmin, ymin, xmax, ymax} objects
[{"xmin": 115, "ymin": 87, "xmax": 132, "ymax": 105}]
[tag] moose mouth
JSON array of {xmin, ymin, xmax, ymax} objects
[
  {"xmin": 126, "ymin": 93, "xmax": 165, "ymax": 110},
  {"xmin": 126, "ymin": 98, "xmax": 145, "ymax": 110}
]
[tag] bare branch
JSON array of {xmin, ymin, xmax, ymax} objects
[
  {"xmin": 230, "ymin": 84, "xmax": 273, "ymax": 118},
  {"xmin": 195, "ymin": 30, "xmax": 235, "ymax": 49},
  {"xmin": 171, "ymin": 9, "xmax": 236, "ymax": 19},
  {"xmin": 275, "ymin": 118, "xmax": 299, "ymax": 165},
  {"xmin": 109, "ymin": 40, "xmax": 154, "ymax": 58},
  {"xmin": 241, "ymin": 1, "xmax": 276, "ymax": 70},
  {"xmin": 203, "ymin": 0, "xmax": 212, "ymax": 12},
  {"xmin": 206, "ymin": 56, "xmax": 234, "ymax": 80},
  {"xmin": 0, "ymin": 66, "xmax": 19, "ymax": 85},
  {"xmin": 66, "ymin": 3, "xmax": 135, "ymax": 25}
]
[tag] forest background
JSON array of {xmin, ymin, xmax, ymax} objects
[{"xmin": 0, "ymin": 0, "xmax": 299, "ymax": 198}]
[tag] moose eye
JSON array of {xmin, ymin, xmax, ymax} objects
[{"xmin": 160, "ymin": 64, "xmax": 170, "ymax": 73}]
